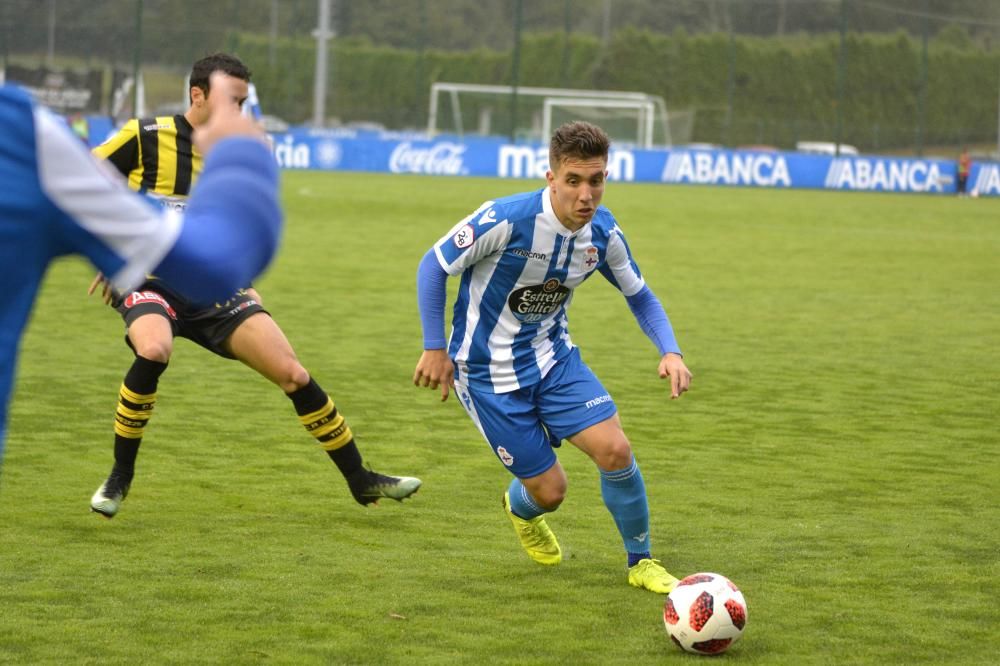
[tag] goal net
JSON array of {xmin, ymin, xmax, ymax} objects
[{"xmin": 428, "ymin": 82, "xmax": 674, "ymax": 148}]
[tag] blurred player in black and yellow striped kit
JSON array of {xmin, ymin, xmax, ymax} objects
[
  {"xmin": 89, "ymin": 53, "xmax": 420, "ymax": 517},
  {"xmin": 93, "ymin": 102, "xmax": 199, "ymax": 210}
]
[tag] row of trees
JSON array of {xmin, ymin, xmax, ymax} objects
[
  {"xmin": 4, "ymin": 0, "xmax": 999, "ymax": 151},
  {"xmin": 3, "ymin": 0, "xmax": 1000, "ymax": 64},
  {"xmin": 230, "ymin": 26, "xmax": 997, "ymax": 151}
]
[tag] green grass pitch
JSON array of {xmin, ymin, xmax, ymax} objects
[{"xmin": 1, "ymin": 172, "xmax": 998, "ymax": 663}]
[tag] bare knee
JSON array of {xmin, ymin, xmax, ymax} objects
[
  {"xmin": 127, "ymin": 315, "xmax": 173, "ymax": 363},
  {"xmin": 594, "ymin": 436, "xmax": 634, "ymax": 472},
  {"xmin": 526, "ymin": 472, "xmax": 568, "ymax": 511},
  {"xmin": 130, "ymin": 337, "xmax": 172, "ymax": 363},
  {"xmin": 276, "ymin": 363, "xmax": 311, "ymax": 394},
  {"xmin": 533, "ymin": 486, "xmax": 566, "ymax": 511}
]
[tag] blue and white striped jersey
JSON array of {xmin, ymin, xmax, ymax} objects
[
  {"xmin": 433, "ymin": 186, "xmax": 648, "ymax": 393},
  {"xmin": 0, "ymin": 84, "xmax": 281, "ymax": 457},
  {"xmin": 2, "ymin": 86, "xmax": 184, "ymax": 446}
]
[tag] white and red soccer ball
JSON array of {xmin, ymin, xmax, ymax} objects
[{"xmin": 663, "ymin": 572, "xmax": 747, "ymax": 655}]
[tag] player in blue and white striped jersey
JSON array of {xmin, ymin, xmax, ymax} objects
[
  {"xmin": 414, "ymin": 121, "xmax": 693, "ymax": 594},
  {"xmin": 0, "ymin": 80, "xmax": 281, "ymax": 468}
]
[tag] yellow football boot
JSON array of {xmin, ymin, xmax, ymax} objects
[
  {"xmin": 502, "ymin": 491, "xmax": 562, "ymax": 565},
  {"xmin": 627, "ymin": 558, "xmax": 679, "ymax": 594}
]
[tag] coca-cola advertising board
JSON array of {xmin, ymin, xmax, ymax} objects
[{"xmin": 264, "ymin": 128, "xmax": 972, "ymax": 195}]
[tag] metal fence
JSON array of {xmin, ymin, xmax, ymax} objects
[{"xmin": 3, "ymin": 0, "xmax": 1000, "ymax": 157}]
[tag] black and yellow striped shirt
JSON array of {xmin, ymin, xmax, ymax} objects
[{"xmin": 93, "ymin": 115, "xmax": 202, "ymax": 207}]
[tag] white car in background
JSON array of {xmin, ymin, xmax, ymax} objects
[{"xmin": 796, "ymin": 141, "xmax": 859, "ymax": 155}]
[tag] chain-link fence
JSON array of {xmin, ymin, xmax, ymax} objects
[{"xmin": 3, "ymin": 0, "xmax": 1000, "ymax": 157}]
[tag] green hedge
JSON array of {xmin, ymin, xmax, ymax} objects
[{"xmin": 230, "ymin": 28, "xmax": 1000, "ymax": 150}]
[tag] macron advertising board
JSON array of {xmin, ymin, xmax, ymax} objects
[
  {"xmin": 267, "ymin": 128, "xmax": 995, "ymax": 196},
  {"xmin": 87, "ymin": 122, "xmax": 993, "ymax": 196}
]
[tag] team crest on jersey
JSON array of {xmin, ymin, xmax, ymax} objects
[
  {"xmin": 585, "ymin": 246, "xmax": 599, "ymax": 268},
  {"xmin": 496, "ymin": 446, "xmax": 514, "ymax": 466},
  {"xmin": 453, "ymin": 223, "xmax": 475, "ymax": 249}
]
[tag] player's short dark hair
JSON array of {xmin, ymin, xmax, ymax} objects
[
  {"xmin": 549, "ymin": 121, "xmax": 610, "ymax": 171},
  {"xmin": 188, "ymin": 52, "xmax": 251, "ymax": 103}
]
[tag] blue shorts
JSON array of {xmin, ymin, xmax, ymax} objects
[{"xmin": 454, "ymin": 348, "xmax": 617, "ymax": 478}]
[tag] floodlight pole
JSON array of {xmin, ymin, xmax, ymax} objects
[
  {"xmin": 726, "ymin": 28, "xmax": 735, "ymax": 147},
  {"xmin": 46, "ymin": 0, "xmax": 56, "ymax": 66},
  {"xmin": 834, "ymin": 0, "xmax": 846, "ymax": 157},
  {"xmin": 561, "ymin": 0, "xmax": 571, "ymax": 81},
  {"xmin": 601, "ymin": 0, "xmax": 611, "ymax": 46},
  {"xmin": 510, "ymin": 0, "xmax": 523, "ymax": 142},
  {"xmin": 312, "ymin": 0, "xmax": 334, "ymax": 128},
  {"xmin": 916, "ymin": 0, "xmax": 929, "ymax": 158},
  {"xmin": 417, "ymin": 0, "xmax": 428, "ymax": 128},
  {"xmin": 0, "ymin": 2, "xmax": 7, "ymax": 76},
  {"xmin": 268, "ymin": 0, "xmax": 278, "ymax": 67},
  {"xmin": 132, "ymin": 0, "xmax": 143, "ymax": 116}
]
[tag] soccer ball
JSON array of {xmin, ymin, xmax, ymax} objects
[{"xmin": 663, "ymin": 572, "xmax": 747, "ymax": 655}]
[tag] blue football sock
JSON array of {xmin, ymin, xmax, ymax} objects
[
  {"xmin": 507, "ymin": 477, "xmax": 546, "ymax": 520},
  {"xmin": 627, "ymin": 551, "xmax": 652, "ymax": 568},
  {"xmin": 600, "ymin": 456, "xmax": 652, "ymax": 564}
]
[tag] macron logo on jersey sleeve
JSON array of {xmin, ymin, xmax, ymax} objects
[
  {"xmin": 450, "ymin": 205, "xmax": 500, "ymax": 250},
  {"xmin": 434, "ymin": 201, "xmax": 510, "ymax": 275},
  {"xmin": 450, "ymin": 208, "xmax": 500, "ymax": 250}
]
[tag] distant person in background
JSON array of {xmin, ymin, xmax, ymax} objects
[
  {"xmin": 0, "ymin": 78, "xmax": 282, "ymax": 469},
  {"xmin": 88, "ymin": 52, "xmax": 420, "ymax": 518},
  {"xmin": 957, "ymin": 147, "xmax": 971, "ymax": 197},
  {"xmin": 413, "ymin": 121, "xmax": 692, "ymax": 594}
]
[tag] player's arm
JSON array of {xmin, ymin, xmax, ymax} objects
[
  {"xmin": 151, "ymin": 135, "xmax": 281, "ymax": 301},
  {"xmin": 622, "ymin": 286, "xmax": 691, "ymax": 399},
  {"xmin": 598, "ymin": 229, "xmax": 692, "ymax": 399},
  {"xmin": 86, "ymin": 119, "xmax": 142, "ymax": 304},
  {"xmin": 34, "ymin": 104, "xmax": 281, "ymax": 303},
  {"xmin": 412, "ymin": 202, "xmax": 505, "ymax": 401},
  {"xmin": 413, "ymin": 248, "xmax": 454, "ymax": 401},
  {"xmin": 131, "ymin": 82, "xmax": 279, "ymax": 300},
  {"xmin": 92, "ymin": 118, "xmax": 140, "ymax": 177}
]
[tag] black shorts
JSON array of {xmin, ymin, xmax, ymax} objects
[{"xmin": 115, "ymin": 282, "xmax": 268, "ymax": 359}]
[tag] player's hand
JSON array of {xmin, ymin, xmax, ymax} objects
[
  {"xmin": 413, "ymin": 349, "xmax": 454, "ymax": 402},
  {"xmin": 87, "ymin": 271, "xmax": 118, "ymax": 306},
  {"xmin": 658, "ymin": 352, "xmax": 692, "ymax": 399},
  {"xmin": 192, "ymin": 72, "xmax": 266, "ymax": 155}
]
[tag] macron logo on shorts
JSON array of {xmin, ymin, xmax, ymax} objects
[{"xmin": 585, "ymin": 394, "xmax": 612, "ymax": 409}]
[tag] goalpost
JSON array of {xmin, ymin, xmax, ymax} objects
[
  {"xmin": 427, "ymin": 82, "xmax": 673, "ymax": 148},
  {"xmin": 542, "ymin": 97, "xmax": 656, "ymax": 148}
]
